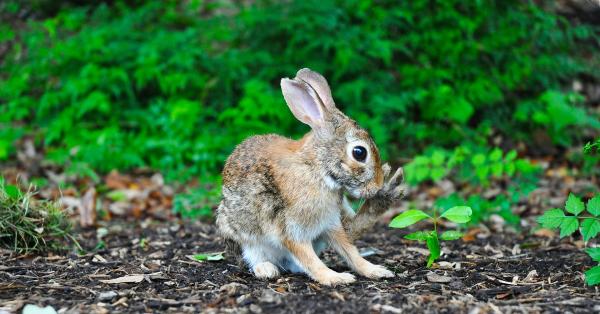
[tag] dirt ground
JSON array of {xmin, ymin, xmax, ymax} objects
[{"xmin": 1, "ymin": 218, "xmax": 599, "ymax": 314}]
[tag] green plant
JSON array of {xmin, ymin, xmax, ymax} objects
[
  {"xmin": 389, "ymin": 205, "xmax": 472, "ymax": 267},
  {"xmin": 404, "ymin": 145, "xmax": 539, "ymax": 226},
  {"xmin": 585, "ymin": 248, "xmax": 600, "ymax": 286},
  {"xmin": 585, "ymin": 138, "xmax": 600, "ymax": 154},
  {"xmin": 0, "ymin": 180, "xmax": 79, "ymax": 253},
  {"xmin": 538, "ymin": 193, "xmax": 600, "ymax": 285},
  {"xmin": 515, "ymin": 91, "xmax": 599, "ymax": 147}
]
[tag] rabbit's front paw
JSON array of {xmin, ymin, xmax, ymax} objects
[
  {"xmin": 315, "ymin": 270, "xmax": 356, "ymax": 286},
  {"xmin": 379, "ymin": 165, "xmax": 405, "ymax": 202},
  {"xmin": 253, "ymin": 262, "xmax": 280, "ymax": 279},
  {"xmin": 366, "ymin": 165, "xmax": 405, "ymax": 213},
  {"xmin": 357, "ymin": 263, "xmax": 395, "ymax": 279}
]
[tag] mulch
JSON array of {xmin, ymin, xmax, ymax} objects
[
  {"xmin": 2, "ymin": 146, "xmax": 600, "ymax": 313},
  {"xmin": 1, "ymin": 218, "xmax": 599, "ymax": 314}
]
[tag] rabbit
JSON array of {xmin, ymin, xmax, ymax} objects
[{"xmin": 216, "ymin": 68, "xmax": 404, "ymax": 286}]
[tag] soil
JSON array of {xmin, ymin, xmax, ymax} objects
[{"xmin": 1, "ymin": 219, "xmax": 599, "ymax": 314}]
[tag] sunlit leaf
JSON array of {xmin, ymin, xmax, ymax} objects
[
  {"xmin": 440, "ymin": 206, "xmax": 472, "ymax": 223},
  {"xmin": 587, "ymin": 196, "xmax": 600, "ymax": 217},
  {"xmin": 586, "ymin": 247, "xmax": 600, "ymax": 262},
  {"xmin": 537, "ymin": 209, "xmax": 565, "ymax": 229},
  {"xmin": 581, "ymin": 219, "xmax": 600, "ymax": 242},
  {"xmin": 565, "ymin": 193, "xmax": 584, "ymax": 215},
  {"xmin": 389, "ymin": 210, "xmax": 431, "ymax": 229},
  {"xmin": 585, "ymin": 266, "xmax": 600, "ymax": 286},
  {"xmin": 559, "ymin": 216, "xmax": 578, "ymax": 238}
]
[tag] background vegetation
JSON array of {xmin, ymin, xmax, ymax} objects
[{"xmin": 1, "ymin": 0, "xmax": 599, "ymax": 216}]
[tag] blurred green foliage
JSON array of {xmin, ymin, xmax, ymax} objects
[
  {"xmin": 1, "ymin": 0, "xmax": 599, "ymax": 193},
  {"xmin": 404, "ymin": 145, "xmax": 539, "ymax": 186}
]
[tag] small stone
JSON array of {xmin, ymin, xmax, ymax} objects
[
  {"xmin": 258, "ymin": 289, "xmax": 282, "ymax": 304},
  {"xmin": 220, "ymin": 282, "xmax": 248, "ymax": 296},
  {"xmin": 449, "ymin": 280, "xmax": 464, "ymax": 290},
  {"xmin": 426, "ymin": 271, "xmax": 453, "ymax": 283},
  {"xmin": 249, "ymin": 304, "xmax": 262, "ymax": 313},
  {"xmin": 148, "ymin": 251, "xmax": 165, "ymax": 259},
  {"xmin": 22, "ymin": 305, "xmax": 57, "ymax": 314},
  {"xmin": 236, "ymin": 294, "xmax": 251, "ymax": 306},
  {"xmin": 98, "ymin": 291, "xmax": 118, "ymax": 301}
]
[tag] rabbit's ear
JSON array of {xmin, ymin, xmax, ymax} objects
[
  {"xmin": 295, "ymin": 68, "xmax": 337, "ymax": 111},
  {"xmin": 281, "ymin": 78, "xmax": 328, "ymax": 129}
]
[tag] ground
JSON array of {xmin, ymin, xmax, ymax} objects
[
  {"xmin": 1, "ymin": 152, "xmax": 599, "ymax": 313},
  {"xmin": 1, "ymin": 217, "xmax": 599, "ymax": 314}
]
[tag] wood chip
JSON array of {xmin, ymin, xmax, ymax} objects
[
  {"xmin": 99, "ymin": 274, "xmax": 144, "ymax": 284},
  {"xmin": 79, "ymin": 187, "xmax": 97, "ymax": 228}
]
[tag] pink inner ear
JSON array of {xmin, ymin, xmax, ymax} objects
[
  {"xmin": 282, "ymin": 79, "xmax": 323, "ymax": 124},
  {"xmin": 303, "ymin": 96, "xmax": 321, "ymax": 121},
  {"xmin": 293, "ymin": 84, "xmax": 321, "ymax": 121}
]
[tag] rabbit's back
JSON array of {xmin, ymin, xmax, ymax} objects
[{"xmin": 217, "ymin": 134, "xmax": 297, "ymax": 242}]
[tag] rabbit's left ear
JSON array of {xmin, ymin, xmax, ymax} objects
[{"xmin": 281, "ymin": 78, "xmax": 329, "ymax": 130}]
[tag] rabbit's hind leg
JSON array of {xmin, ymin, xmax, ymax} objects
[{"xmin": 242, "ymin": 242, "xmax": 283, "ymax": 279}]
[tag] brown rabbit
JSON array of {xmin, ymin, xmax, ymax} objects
[{"xmin": 216, "ymin": 68, "xmax": 404, "ymax": 285}]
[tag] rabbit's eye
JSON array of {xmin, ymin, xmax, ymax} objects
[{"xmin": 352, "ymin": 146, "xmax": 367, "ymax": 162}]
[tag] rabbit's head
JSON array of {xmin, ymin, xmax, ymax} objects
[{"xmin": 281, "ymin": 68, "xmax": 385, "ymax": 199}]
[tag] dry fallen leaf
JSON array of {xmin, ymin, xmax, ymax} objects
[
  {"xmin": 99, "ymin": 274, "xmax": 144, "ymax": 284},
  {"xmin": 533, "ymin": 228, "xmax": 556, "ymax": 238},
  {"xmin": 462, "ymin": 228, "xmax": 483, "ymax": 242},
  {"xmin": 105, "ymin": 171, "xmax": 132, "ymax": 189}
]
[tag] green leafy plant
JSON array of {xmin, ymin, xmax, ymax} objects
[
  {"xmin": 538, "ymin": 193, "xmax": 600, "ymax": 285},
  {"xmin": 389, "ymin": 206, "xmax": 472, "ymax": 267},
  {"xmin": 585, "ymin": 248, "xmax": 600, "ymax": 286},
  {"xmin": 0, "ymin": 180, "xmax": 79, "ymax": 253},
  {"xmin": 538, "ymin": 194, "xmax": 600, "ymax": 241},
  {"xmin": 585, "ymin": 138, "xmax": 600, "ymax": 154}
]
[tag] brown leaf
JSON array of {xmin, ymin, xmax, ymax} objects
[
  {"xmin": 462, "ymin": 228, "xmax": 482, "ymax": 242},
  {"xmin": 533, "ymin": 228, "xmax": 556, "ymax": 238},
  {"xmin": 105, "ymin": 171, "xmax": 132, "ymax": 189}
]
